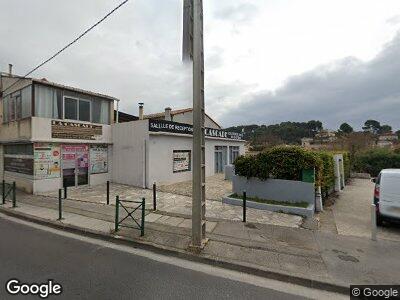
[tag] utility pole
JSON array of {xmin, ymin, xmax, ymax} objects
[{"xmin": 183, "ymin": 0, "xmax": 206, "ymax": 250}]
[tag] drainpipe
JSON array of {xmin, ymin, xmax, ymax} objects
[{"xmin": 115, "ymin": 100, "xmax": 119, "ymax": 123}]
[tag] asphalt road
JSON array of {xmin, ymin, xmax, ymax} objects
[{"xmin": 0, "ymin": 215, "xmax": 318, "ymax": 300}]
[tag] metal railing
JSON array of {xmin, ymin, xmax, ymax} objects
[
  {"xmin": 114, "ymin": 196, "xmax": 145, "ymax": 236},
  {"xmin": 1, "ymin": 180, "xmax": 16, "ymax": 207}
]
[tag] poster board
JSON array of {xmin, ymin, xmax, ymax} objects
[
  {"xmin": 90, "ymin": 145, "xmax": 108, "ymax": 174},
  {"xmin": 173, "ymin": 150, "xmax": 191, "ymax": 173},
  {"xmin": 34, "ymin": 143, "xmax": 61, "ymax": 179}
]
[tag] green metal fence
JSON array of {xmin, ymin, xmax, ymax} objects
[
  {"xmin": 114, "ymin": 196, "xmax": 145, "ymax": 236},
  {"xmin": 0, "ymin": 180, "xmax": 16, "ymax": 207}
]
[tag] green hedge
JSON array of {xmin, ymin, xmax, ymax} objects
[
  {"xmin": 314, "ymin": 151, "xmax": 335, "ymax": 192},
  {"xmin": 353, "ymin": 149, "xmax": 400, "ymax": 177},
  {"xmin": 234, "ymin": 146, "xmax": 325, "ymax": 186}
]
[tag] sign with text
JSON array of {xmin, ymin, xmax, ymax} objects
[
  {"xmin": 149, "ymin": 119, "xmax": 243, "ymax": 140},
  {"xmin": 51, "ymin": 120, "xmax": 102, "ymax": 140},
  {"xmin": 90, "ymin": 145, "xmax": 108, "ymax": 174},
  {"xmin": 34, "ymin": 143, "xmax": 61, "ymax": 179},
  {"xmin": 173, "ymin": 150, "xmax": 191, "ymax": 173}
]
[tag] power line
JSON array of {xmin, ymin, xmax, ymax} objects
[{"xmin": 2, "ymin": 0, "xmax": 129, "ymax": 96}]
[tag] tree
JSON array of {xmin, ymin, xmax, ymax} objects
[
  {"xmin": 379, "ymin": 124, "xmax": 392, "ymax": 134},
  {"xmin": 396, "ymin": 130, "xmax": 400, "ymax": 139},
  {"xmin": 362, "ymin": 120, "xmax": 381, "ymax": 134},
  {"xmin": 339, "ymin": 123, "xmax": 353, "ymax": 134}
]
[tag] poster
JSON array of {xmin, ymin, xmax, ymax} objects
[
  {"xmin": 61, "ymin": 145, "xmax": 89, "ymax": 169},
  {"xmin": 90, "ymin": 145, "xmax": 108, "ymax": 174},
  {"xmin": 173, "ymin": 150, "xmax": 191, "ymax": 173},
  {"xmin": 34, "ymin": 143, "xmax": 61, "ymax": 179}
]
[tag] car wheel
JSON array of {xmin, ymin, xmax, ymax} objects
[{"xmin": 376, "ymin": 213, "xmax": 383, "ymax": 226}]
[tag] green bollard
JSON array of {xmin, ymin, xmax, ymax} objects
[
  {"xmin": 12, "ymin": 182, "xmax": 16, "ymax": 208},
  {"xmin": 141, "ymin": 198, "xmax": 145, "ymax": 237},
  {"xmin": 2, "ymin": 180, "xmax": 5, "ymax": 205},
  {"xmin": 115, "ymin": 196, "xmax": 119, "ymax": 232},
  {"xmin": 58, "ymin": 189, "xmax": 63, "ymax": 220}
]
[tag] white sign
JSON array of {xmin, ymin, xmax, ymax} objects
[
  {"xmin": 173, "ymin": 150, "xmax": 191, "ymax": 173},
  {"xmin": 90, "ymin": 145, "xmax": 108, "ymax": 174}
]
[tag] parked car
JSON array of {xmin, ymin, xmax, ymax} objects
[{"xmin": 372, "ymin": 169, "xmax": 400, "ymax": 226}]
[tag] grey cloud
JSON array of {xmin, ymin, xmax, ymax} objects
[
  {"xmin": 387, "ymin": 15, "xmax": 400, "ymax": 26},
  {"xmin": 220, "ymin": 32, "xmax": 400, "ymax": 130},
  {"xmin": 214, "ymin": 3, "xmax": 258, "ymax": 23}
]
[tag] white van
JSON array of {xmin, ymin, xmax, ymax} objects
[{"xmin": 373, "ymin": 169, "xmax": 400, "ymax": 226}]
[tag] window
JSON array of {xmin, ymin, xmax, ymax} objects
[
  {"xmin": 64, "ymin": 97, "xmax": 78, "ymax": 120},
  {"xmin": 92, "ymin": 98, "xmax": 110, "ymax": 124},
  {"xmin": 229, "ymin": 146, "xmax": 240, "ymax": 164},
  {"xmin": 5, "ymin": 144, "xmax": 33, "ymax": 155},
  {"xmin": 35, "ymin": 85, "xmax": 61, "ymax": 119},
  {"xmin": 21, "ymin": 85, "xmax": 32, "ymax": 118},
  {"xmin": 79, "ymin": 99, "xmax": 90, "ymax": 122}
]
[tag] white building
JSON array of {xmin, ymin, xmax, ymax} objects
[{"xmin": 0, "ymin": 72, "xmax": 245, "ymax": 193}]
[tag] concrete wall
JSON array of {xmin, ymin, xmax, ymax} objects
[
  {"xmin": 89, "ymin": 145, "xmax": 113, "ymax": 186},
  {"xmin": 0, "ymin": 118, "xmax": 32, "ymax": 142},
  {"xmin": 148, "ymin": 133, "xmax": 245, "ymax": 186},
  {"xmin": 232, "ymin": 175, "xmax": 315, "ymax": 205},
  {"xmin": 112, "ymin": 120, "xmax": 148, "ymax": 188},
  {"xmin": 4, "ymin": 171, "xmax": 33, "ymax": 193}
]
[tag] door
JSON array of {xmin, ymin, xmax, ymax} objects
[
  {"xmin": 214, "ymin": 146, "xmax": 227, "ymax": 173},
  {"xmin": 62, "ymin": 145, "xmax": 89, "ymax": 187}
]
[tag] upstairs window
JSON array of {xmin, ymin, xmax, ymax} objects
[
  {"xmin": 78, "ymin": 99, "xmax": 90, "ymax": 122},
  {"xmin": 64, "ymin": 97, "xmax": 78, "ymax": 120},
  {"xmin": 35, "ymin": 85, "xmax": 61, "ymax": 119},
  {"xmin": 3, "ymin": 85, "xmax": 32, "ymax": 123}
]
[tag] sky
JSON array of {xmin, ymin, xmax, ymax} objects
[{"xmin": 1, "ymin": 0, "xmax": 400, "ymax": 130}]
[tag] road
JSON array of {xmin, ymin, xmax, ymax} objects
[{"xmin": 0, "ymin": 214, "xmax": 343, "ymax": 300}]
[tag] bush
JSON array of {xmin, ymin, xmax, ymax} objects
[
  {"xmin": 234, "ymin": 146, "xmax": 325, "ymax": 185},
  {"xmin": 353, "ymin": 149, "xmax": 400, "ymax": 177},
  {"xmin": 313, "ymin": 151, "xmax": 335, "ymax": 191}
]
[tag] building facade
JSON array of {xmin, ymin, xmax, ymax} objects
[
  {"xmin": 0, "ymin": 73, "xmax": 245, "ymax": 193},
  {"xmin": 112, "ymin": 119, "xmax": 245, "ymax": 188},
  {"xmin": 0, "ymin": 74, "xmax": 115, "ymax": 193}
]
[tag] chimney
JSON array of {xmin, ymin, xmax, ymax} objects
[
  {"xmin": 138, "ymin": 102, "xmax": 144, "ymax": 120},
  {"xmin": 8, "ymin": 64, "xmax": 13, "ymax": 76},
  {"xmin": 165, "ymin": 107, "xmax": 172, "ymax": 121}
]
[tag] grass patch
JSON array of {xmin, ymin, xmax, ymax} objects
[{"xmin": 229, "ymin": 193, "xmax": 309, "ymax": 208}]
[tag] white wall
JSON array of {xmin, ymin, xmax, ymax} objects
[
  {"xmin": 89, "ymin": 145, "xmax": 113, "ymax": 186},
  {"xmin": 147, "ymin": 133, "xmax": 245, "ymax": 185},
  {"xmin": 112, "ymin": 120, "xmax": 148, "ymax": 187}
]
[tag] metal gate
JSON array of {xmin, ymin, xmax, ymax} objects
[{"xmin": 114, "ymin": 196, "xmax": 145, "ymax": 236}]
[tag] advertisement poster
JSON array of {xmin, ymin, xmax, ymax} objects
[
  {"xmin": 173, "ymin": 150, "xmax": 191, "ymax": 173},
  {"xmin": 34, "ymin": 143, "xmax": 60, "ymax": 179},
  {"xmin": 61, "ymin": 145, "xmax": 89, "ymax": 169},
  {"xmin": 90, "ymin": 145, "xmax": 108, "ymax": 174}
]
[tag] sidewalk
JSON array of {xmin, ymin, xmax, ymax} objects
[
  {"xmin": 37, "ymin": 183, "xmax": 303, "ymax": 228},
  {"xmin": 1, "ymin": 192, "xmax": 400, "ymax": 293}
]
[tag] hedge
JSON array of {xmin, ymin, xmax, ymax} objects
[
  {"xmin": 315, "ymin": 151, "xmax": 335, "ymax": 192},
  {"xmin": 234, "ymin": 146, "xmax": 325, "ymax": 186},
  {"xmin": 353, "ymin": 149, "xmax": 400, "ymax": 177}
]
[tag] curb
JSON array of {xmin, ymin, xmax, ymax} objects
[{"xmin": 0, "ymin": 207, "xmax": 348, "ymax": 295}]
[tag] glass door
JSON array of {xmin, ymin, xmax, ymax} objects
[{"xmin": 62, "ymin": 145, "xmax": 89, "ymax": 187}]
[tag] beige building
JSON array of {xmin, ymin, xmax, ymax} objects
[{"xmin": 0, "ymin": 72, "xmax": 115, "ymax": 193}]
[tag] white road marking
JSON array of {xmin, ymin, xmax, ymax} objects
[{"xmin": 0, "ymin": 213, "xmax": 346, "ymax": 299}]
